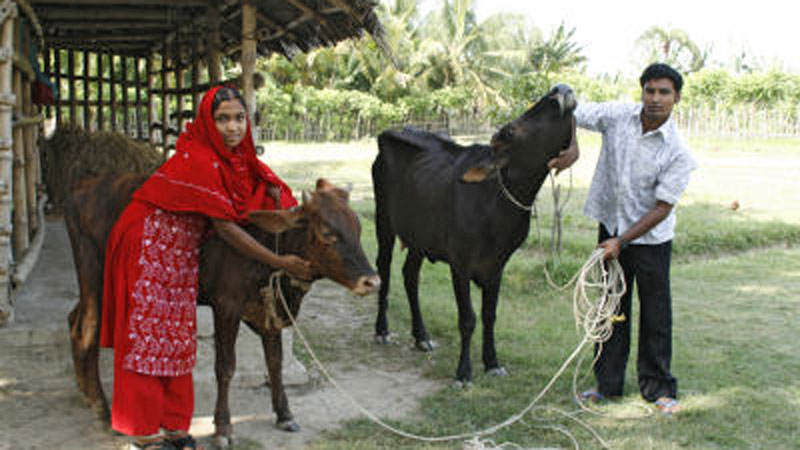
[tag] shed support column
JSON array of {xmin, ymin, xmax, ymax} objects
[
  {"xmin": 12, "ymin": 70, "xmax": 28, "ymax": 258},
  {"xmin": 96, "ymin": 52, "xmax": 103, "ymax": 130},
  {"xmin": 241, "ymin": 0, "xmax": 256, "ymax": 118},
  {"xmin": 0, "ymin": 3, "xmax": 17, "ymax": 326},
  {"xmin": 147, "ymin": 55, "xmax": 155, "ymax": 146},
  {"xmin": 206, "ymin": 1, "xmax": 222, "ymax": 84}
]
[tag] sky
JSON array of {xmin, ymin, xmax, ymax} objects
[{"xmin": 422, "ymin": 0, "xmax": 797, "ymax": 75}]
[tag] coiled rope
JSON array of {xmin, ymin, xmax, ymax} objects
[{"xmin": 272, "ymin": 247, "xmax": 624, "ymax": 447}]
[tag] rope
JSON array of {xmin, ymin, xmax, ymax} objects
[
  {"xmin": 273, "ymin": 247, "xmax": 624, "ymax": 447},
  {"xmin": 497, "ymin": 169, "xmax": 534, "ymax": 212}
]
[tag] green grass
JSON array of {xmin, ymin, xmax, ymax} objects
[{"xmin": 262, "ymin": 136, "xmax": 800, "ymax": 449}]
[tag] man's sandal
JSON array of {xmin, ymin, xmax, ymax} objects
[
  {"xmin": 576, "ymin": 389, "xmax": 607, "ymax": 404},
  {"xmin": 168, "ymin": 434, "xmax": 201, "ymax": 450},
  {"xmin": 654, "ymin": 397, "xmax": 680, "ymax": 416}
]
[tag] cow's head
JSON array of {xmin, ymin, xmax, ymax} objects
[
  {"xmin": 248, "ymin": 178, "xmax": 380, "ymax": 296},
  {"xmin": 462, "ymin": 84, "xmax": 576, "ymax": 182}
]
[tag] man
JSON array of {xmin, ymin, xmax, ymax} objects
[{"xmin": 548, "ymin": 63, "xmax": 696, "ymax": 415}]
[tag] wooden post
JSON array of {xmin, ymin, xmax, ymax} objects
[
  {"xmin": 147, "ymin": 55, "xmax": 155, "ymax": 145},
  {"xmin": 206, "ymin": 1, "xmax": 222, "ymax": 84},
  {"xmin": 96, "ymin": 52, "xmax": 103, "ymax": 130},
  {"xmin": 241, "ymin": 0, "xmax": 256, "ymax": 119},
  {"xmin": 191, "ymin": 43, "xmax": 200, "ymax": 113},
  {"xmin": 175, "ymin": 63, "xmax": 184, "ymax": 132},
  {"xmin": 42, "ymin": 45, "xmax": 50, "ymax": 119},
  {"xmin": 160, "ymin": 43, "xmax": 169, "ymax": 154},
  {"xmin": 12, "ymin": 70, "xmax": 28, "ymax": 255},
  {"xmin": 22, "ymin": 71, "xmax": 37, "ymax": 234},
  {"xmin": 135, "ymin": 56, "xmax": 142, "ymax": 139},
  {"xmin": 109, "ymin": 54, "xmax": 116, "ymax": 131},
  {"xmin": 0, "ymin": 3, "xmax": 17, "ymax": 325},
  {"xmin": 83, "ymin": 50, "xmax": 89, "ymax": 129},
  {"xmin": 67, "ymin": 49, "xmax": 75, "ymax": 125},
  {"xmin": 121, "ymin": 55, "xmax": 129, "ymax": 135},
  {"xmin": 54, "ymin": 48, "xmax": 61, "ymax": 127}
]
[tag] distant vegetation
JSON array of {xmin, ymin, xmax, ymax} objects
[{"xmin": 244, "ymin": 0, "xmax": 800, "ymax": 141}]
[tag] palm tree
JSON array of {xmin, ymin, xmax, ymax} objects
[{"xmin": 635, "ymin": 26, "xmax": 708, "ymax": 74}]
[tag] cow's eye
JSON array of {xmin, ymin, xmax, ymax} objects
[
  {"xmin": 318, "ymin": 227, "xmax": 337, "ymax": 244},
  {"xmin": 500, "ymin": 125, "xmax": 513, "ymax": 140}
]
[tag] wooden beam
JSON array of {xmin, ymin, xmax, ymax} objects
[
  {"xmin": 67, "ymin": 49, "xmax": 75, "ymax": 125},
  {"xmin": 45, "ymin": 33, "xmax": 167, "ymax": 42},
  {"xmin": 83, "ymin": 49, "xmax": 89, "ymax": 128},
  {"xmin": 38, "ymin": 8, "xmax": 182, "ymax": 22},
  {"xmin": 30, "ymin": 0, "xmax": 207, "ymax": 6}
]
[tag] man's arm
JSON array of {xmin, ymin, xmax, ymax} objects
[{"xmin": 599, "ymin": 200, "xmax": 673, "ymax": 260}]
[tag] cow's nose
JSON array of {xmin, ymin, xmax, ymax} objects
[{"xmin": 353, "ymin": 274, "xmax": 381, "ymax": 296}]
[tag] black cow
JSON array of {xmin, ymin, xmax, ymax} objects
[{"xmin": 372, "ymin": 84, "xmax": 576, "ymax": 384}]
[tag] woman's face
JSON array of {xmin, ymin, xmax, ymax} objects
[{"xmin": 213, "ymin": 99, "xmax": 247, "ymax": 149}]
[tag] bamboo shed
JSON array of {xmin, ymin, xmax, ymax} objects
[{"xmin": 0, "ymin": 0, "xmax": 389, "ymax": 326}]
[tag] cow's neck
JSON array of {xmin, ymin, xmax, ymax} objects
[{"xmin": 499, "ymin": 164, "xmax": 549, "ymax": 210}]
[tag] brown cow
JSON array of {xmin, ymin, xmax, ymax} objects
[{"xmin": 65, "ymin": 173, "xmax": 379, "ymax": 443}]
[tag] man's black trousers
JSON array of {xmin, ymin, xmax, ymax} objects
[{"xmin": 594, "ymin": 224, "xmax": 678, "ymax": 402}]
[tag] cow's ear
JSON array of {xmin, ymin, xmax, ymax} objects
[
  {"xmin": 248, "ymin": 208, "xmax": 305, "ymax": 233},
  {"xmin": 461, "ymin": 162, "xmax": 496, "ymax": 182}
]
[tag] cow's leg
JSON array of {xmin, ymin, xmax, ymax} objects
[
  {"xmin": 450, "ymin": 268, "xmax": 475, "ymax": 385},
  {"xmin": 403, "ymin": 249, "xmax": 433, "ymax": 351},
  {"xmin": 481, "ymin": 278, "xmax": 508, "ymax": 376},
  {"xmin": 373, "ymin": 194, "xmax": 395, "ymax": 343},
  {"xmin": 212, "ymin": 305, "xmax": 241, "ymax": 446},
  {"xmin": 259, "ymin": 328, "xmax": 299, "ymax": 432},
  {"xmin": 65, "ymin": 234, "xmax": 109, "ymax": 422}
]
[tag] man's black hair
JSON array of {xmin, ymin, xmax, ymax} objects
[
  {"xmin": 212, "ymin": 86, "xmax": 247, "ymax": 113},
  {"xmin": 639, "ymin": 63, "xmax": 683, "ymax": 93}
]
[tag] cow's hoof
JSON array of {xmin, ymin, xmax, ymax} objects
[
  {"xmin": 213, "ymin": 434, "xmax": 234, "ymax": 449},
  {"xmin": 276, "ymin": 419, "xmax": 300, "ymax": 432},
  {"xmin": 414, "ymin": 339, "xmax": 436, "ymax": 352},
  {"xmin": 452, "ymin": 379, "xmax": 473, "ymax": 390},
  {"xmin": 486, "ymin": 366, "xmax": 509, "ymax": 377},
  {"xmin": 374, "ymin": 334, "xmax": 392, "ymax": 345}
]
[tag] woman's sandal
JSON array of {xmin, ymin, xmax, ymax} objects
[
  {"xmin": 654, "ymin": 397, "xmax": 680, "ymax": 416},
  {"xmin": 129, "ymin": 440, "xmax": 177, "ymax": 450}
]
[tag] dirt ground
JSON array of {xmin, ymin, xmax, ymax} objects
[{"xmin": 0, "ymin": 218, "xmax": 439, "ymax": 450}]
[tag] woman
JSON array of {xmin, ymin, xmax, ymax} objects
[{"xmin": 100, "ymin": 86, "xmax": 310, "ymax": 450}]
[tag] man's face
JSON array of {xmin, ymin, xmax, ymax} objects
[{"xmin": 641, "ymin": 78, "xmax": 680, "ymax": 124}]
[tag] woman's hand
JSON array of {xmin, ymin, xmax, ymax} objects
[{"xmin": 279, "ymin": 254, "xmax": 313, "ymax": 280}]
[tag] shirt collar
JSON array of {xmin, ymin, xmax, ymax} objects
[{"xmin": 632, "ymin": 103, "xmax": 675, "ymax": 143}]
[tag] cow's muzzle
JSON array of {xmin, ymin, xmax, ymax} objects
[
  {"xmin": 352, "ymin": 274, "xmax": 381, "ymax": 296},
  {"xmin": 550, "ymin": 84, "xmax": 576, "ymax": 117}
]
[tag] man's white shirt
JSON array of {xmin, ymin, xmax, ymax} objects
[{"xmin": 575, "ymin": 102, "xmax": 697, "ymax": 245}]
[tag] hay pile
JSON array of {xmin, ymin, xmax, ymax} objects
[{"xmin": 41, "ymin": 126, "xmax": 164, "ymax": 212}]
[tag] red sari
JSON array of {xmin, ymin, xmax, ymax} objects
[{"xmin": 100, "ymin": 86, "xmax": 296, "ymax": 435}]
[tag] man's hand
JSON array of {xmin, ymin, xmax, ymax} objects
[
  {"xmin": 547, "ymin": 145, "xmax": 579, "ymax": 175},
  {"xmin": 547, "ymin": 117, "xmax": 579, "ymax": 175},
  {"xmin": 598, "ymin": 237, "xmax": 624, "ymax": 260}
]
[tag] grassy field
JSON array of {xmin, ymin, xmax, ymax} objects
[{"xmin": 262, "ymin": 134, "xmax": 800, "ymax": 450}]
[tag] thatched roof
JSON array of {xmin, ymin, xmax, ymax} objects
[{"xmin": 27, "ymin": 0, "xmax": 388, "ymax": 60}]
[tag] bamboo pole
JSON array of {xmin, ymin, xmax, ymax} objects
[
  {"xmin": 96, "ymin": 52, "xmax": 103, "ymax": 130},
  {"xmin": 121, "ymin": 55, "xmax": 129, "ymax": 135},
  {"xmin": 109, "ymin": 53, "xmax": 116, "ymax": 130},
  {"xmin": 135, "ymin": 56, "xmax": 142, "ymax": 139},
  {"xmin": 54, "ymin": 48, "xmax": 61, "ymax": 127},
  {"xmin": 67, "ymin": 49, "xmax": 75, "ymax": 125},
  {"xmin": 191, "ymin": 43, "xmax": 199, "ymax": 113},
  {"xmin": 0, "ymin": 3, "xmax": 17, "ymax": 326},
  {"xmin": 147, "ymin": 55, "xmax": 155, "ymax": 145},
  {"xmin": 12, "ymin": 69, "xmax": 28, "ymax": 256},
  {"xmin": 22, "ymin": 69, "xmax": 36, "ymax": 233},
  {"xmin": 83, "ymin": 49, "xmax": 89, "ymax": 129},
  {"xmin": 175, "ymin": 62, "xmax": 184, "ymax": 131},
  {"xmin": 160, "ymin": 42, "xmax": 168, "ymax": 154}
]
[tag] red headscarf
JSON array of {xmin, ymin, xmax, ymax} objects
[{"xmin": 132, "ymin": 85, "xmax": 297, "ymax": 222}]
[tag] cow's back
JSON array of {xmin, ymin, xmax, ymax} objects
[{"xmin": 373, "ymin": 129, "xmax": 494, "ymax": 262}]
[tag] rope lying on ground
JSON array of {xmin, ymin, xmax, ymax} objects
[{"xmin": 273, "ymin": 247, "xmax": 625, "ymax": 447}]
